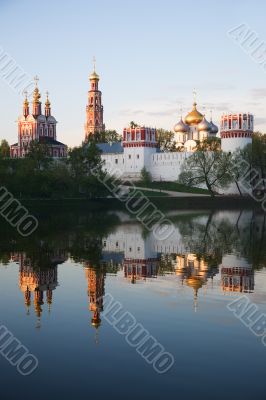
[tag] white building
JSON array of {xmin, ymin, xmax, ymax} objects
[
  {"xmin": 221, "ymin": 113, "xmax": 253, "ymax": 152},
  {"xmin": 86, "ymin": 67, "xmax": 253, "ymax": 183}
]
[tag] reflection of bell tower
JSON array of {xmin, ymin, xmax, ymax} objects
[
  {"xmin": 18, "ymin": 253, "xmax": 58, "ymax": 327},
  {"xmin": 85, "ymin": 265, "xmax": 105, "ymax": 332}
]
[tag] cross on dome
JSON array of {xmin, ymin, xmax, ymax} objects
[
  {"xmin": 193, "ymin": 88, "xmax": 197, "ymax": 104},
  {"xmin": 34, "ymin": 75, "xmax": 39, "ymax": 87},
  {"xmin": 93, "ymin": 56, "xmax": 96, "ymax": 72}
]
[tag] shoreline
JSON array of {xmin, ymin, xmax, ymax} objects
[{"xmin": 20, "ymin": 196, "xmax": 264, "ymax": 211}]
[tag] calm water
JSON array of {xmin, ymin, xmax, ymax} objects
[{"xmin": 0, "ymin": 208, "xmax": 265, "ymax": 400}]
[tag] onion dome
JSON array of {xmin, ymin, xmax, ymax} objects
[
  {"xmin": 89, "ymin": 70, "xmax": 99, "ymax": 80},
  {"xmin": 33, "ymin": 86, "xmax": 41, "ymax": 102},
  {"xmin": 45, "ymin": 92, "xmax": 50, "ymax": 107},
  {"xmin": 91, "ymin": 310, "xmax": 101, "ymax": 328},
  {"xmin": 173, "ymin": 118, "xmax": 189, "ymax": 133},
  {"xmin": 184, "ymin": 102, "xmax": 203, "ymax": 125},
  {"xmin": 209, "ymin": 120, "xmax": 218, "ymax": 134},
  {"xmin": 23, "ymin": 92, "xmax": 29, "ymax": 107},
  {"xmin": 197, "ymin": 116, "xmax": 211, "ymax": 132}
]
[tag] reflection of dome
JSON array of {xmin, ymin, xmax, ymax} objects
[
  {"xmin": 209, "ymin": 120, "xmax": 218, "ymax": 134},
  {"xmin": 91, "ymin": 311, "xmax": 101, "ymax": 328},
  {"xmin": 185, "ymin": 102, "xmax": 203, "ymax": 125},
  {"xmin": 198, "ymin": 116, "xmax": 211, "ymax": 132},
  {"xmin": 174, "ymin": 118, "xmax": 189, "ymax": 133},
  {"xmin": 186, "ymin": 277, "xmax": 204, "ymax": 290}
]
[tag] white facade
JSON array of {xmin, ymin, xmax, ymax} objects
[
  {"xmin": 99, "ymin": 126, "xmax": 192, "ymax": 181},
  {"xmin": 99, "ymin": 111, "xmax": 254, "ymax": 183},
  {"xmin": 221, "ymin": 113, "xmax": 253, "ymax": 152}
]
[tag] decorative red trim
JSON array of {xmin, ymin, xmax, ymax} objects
[
  {"xmin": 122, "ymin": 142, "xmax": 158, "ymax": 148},
  {"xmin": 220, "ymin": 130, "xmax": 252, "ymax": 139}
]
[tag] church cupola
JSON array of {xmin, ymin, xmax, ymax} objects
[
  {"xmin": 45, "ymin": 91, "xmax": 51, "ymax": 117},
  {"xmin": 32, "ymin": 75, "xmax": 42, "ymax": 117},
  {"xmin": 23, "ymin": 91, "xmax": 29, "ymax": 118}
]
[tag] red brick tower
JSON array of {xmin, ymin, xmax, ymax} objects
[{"xmin": 85, "ymin": 58, "xmax": 105, "ymax": 141}]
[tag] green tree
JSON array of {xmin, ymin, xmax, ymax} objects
[
  {"xmin": 0, "ymin": 140, "xmax": 10, "ymax": 158},
  {"xmin": 95, "ymin": 130, "xmax": 122, "ymax": 143},
  {"xmin": 252, "ymin": 132, "xmax": 266, "ymax": 191},
  {"xmin": 156, "ymin": 129, "xmax": 175, "ymax": 151},
  {"xmin": 130, "ymin": 121, "xmax": 138, "ymax": 128},
  {"xmin": 68, "ymin": 141, "xmax": 106, "ymax": 197},
  {"xmin": 179, "ymin": 140, "xmax": 232, "ymax": 196},
  {"xmin": 140, "ymin": 167, "xmax": 152, "ymax": 185},
  {"xmin": 26, "ymin": 140, "xmax": 51, "ymax": 171}
]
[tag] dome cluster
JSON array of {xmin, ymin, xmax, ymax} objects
[{"xmin": 174, "ymin": 102, "xmax": 218, "ymax": 134}]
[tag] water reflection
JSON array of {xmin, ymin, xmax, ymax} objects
[{"xmin": 1, "ymin": 209, "xmax": 265, "ymax": 330}]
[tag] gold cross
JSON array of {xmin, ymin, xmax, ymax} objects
[
  {"xmin": 193, "ymin": 88, "xmax": 197, "ymax": 103},
  {"xmin": 34, "ymin": 75, "xmax": 39, "ymax": 87},
  {"xmin": 93, "ymin": 56, "xmax": 96, "ymax": 72}
]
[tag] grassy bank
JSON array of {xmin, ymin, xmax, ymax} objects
[
  {"xmin": 21, "ymin": 195, "xmax": 262, "ymax": 213},
  {"xmin": 134, "ymin": 181, "xmax": 210, "ymax": 194}
]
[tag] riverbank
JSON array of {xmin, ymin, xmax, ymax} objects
[{"xmin": 21, "ymin": 195, "xmax": 263, "ymax": 212}]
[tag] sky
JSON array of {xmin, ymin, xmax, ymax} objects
[{"xmin": 1, "ymin": 0, "xmax": 266, "ymax": 147}]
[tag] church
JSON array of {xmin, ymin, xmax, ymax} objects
[
  {"xmin": 10, "ymin": 77, "xmax": 67, "ymax": 159},
  {"xmin": 85, "ymin": 64, "xmax": 254, "ymax": 182}
]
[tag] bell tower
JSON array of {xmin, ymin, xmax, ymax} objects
[{"xmin": 85, "ymin": 57, "xmax": 105, "ymax": 141}]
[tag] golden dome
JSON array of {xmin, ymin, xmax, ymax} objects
[
  {"xmin": 89, "ymin": 71, "xmax": 99, "ymax": 80},
  {"xmin": 184, "ymin": 102, "xmax": 203, "ymax": 125},
  {"xmin": 186, "ymin": 276, "xmax": 203, "ymax": 290},
  {"xmin": 33, "ymin": 87, "xmax": 41, "ymax": 102}
]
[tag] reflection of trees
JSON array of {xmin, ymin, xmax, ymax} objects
[
  {"xmin": 0, "ymin": 210, "xmax": 120, "ymax": 268},
  {"xmin": 176, "ymin": 211, "xmax": 266, "ymax": 269}
]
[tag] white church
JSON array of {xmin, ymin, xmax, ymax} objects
[{"xmin": 85, "ymin": 65, "xmax": 254, "ymax": 182}]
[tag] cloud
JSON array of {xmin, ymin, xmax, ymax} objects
[
  {"xmin": 254, "ymin": 116, "xmax": 266, "ymax": 125},
  {"xmin": 250, "ymin": 88, "xmax": 266, "ymax": 99},
  {"xmin": 119, "ymin": 107, "xmax": 177, "ymax": 118}
]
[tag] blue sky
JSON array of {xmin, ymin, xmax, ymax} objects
[{"xmin": 1, "ymin": 0, "xmax": 266, "ymax": 146}]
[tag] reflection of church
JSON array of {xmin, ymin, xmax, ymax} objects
[
  {"xmin": 175, "ymin": 254, "xmax": 218, "ymax": 310},
  {"xmin": 11, "ymin": 251, "xmax": 66, "ymax": 326},
  {"xmin": 84, "ymin": 265, "xmax": 105, "ymax": 329},
  {"xmin": 124, "ymin": 259, "xmax": 159, "ymax": 284},
  {"xmin": 220, "ymin": 255, "xmax": 254, "ymax": 293}
]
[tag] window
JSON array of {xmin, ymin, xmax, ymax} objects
[
  {"xmin": 137, "ymin": 154, "xmax": 139, "ymax": 159},
  {"xmin": 115, "ymin": 159, "xmax": 118, "ymax": 164},
  {"xmin": 129, "ymin": 155, "xmax": 131, "ymax": 159}
]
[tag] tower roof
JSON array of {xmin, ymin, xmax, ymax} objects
[
  {"xmin": 89, "ymin": 71, "xmax": 100, "ymax": 80},
  {"xmin": 89, "ymin": 56, "xmax": 99, "ymax": 80},
  {"xmin": 184, "ymin": 102, "xmax": 203, "ymax": 125}
]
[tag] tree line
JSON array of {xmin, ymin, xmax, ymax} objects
[
  {"xmin": 0, "ymin": 139, "xmax": 108, "ymax": 199},
  {"xmin": 178, "ymin": 133, "xmax": 266, "ymax": 196}
]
